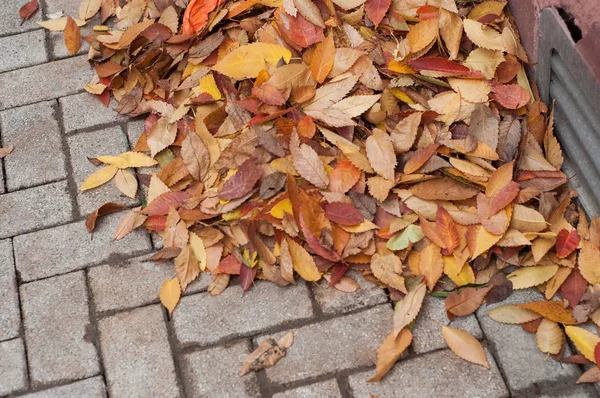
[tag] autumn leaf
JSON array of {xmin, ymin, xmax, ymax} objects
[
  {"xmin": 517, "ymin": 301, "xmax": 576, "ymax": 325},
  {"xmin": 97, "ymin": 151, "xmax": 157, "ymax": 168},
  {"xmin": 175, "ymin": 244, "xmax": 200, "ymax": 291},
  {"xmin": 445, "ymin": 286, "xmax": 491, "ymax": 318},
  {"xmin": 239, "ymin": 332, "xmax": 294, "ymax": 376},
  {"xmin": 365, "ymin": 0, "xmax": 391, "ymax": 26},
  {"xmin": 565, "ymin": 326, "xmax": 600, "ymax": 363},
  {"xmin": 366, "ymin": 129, "xmax": 396, "ymax": 181},
  {"xmin": 369, "ymin": 328, "xmax": 412, "ymax": 382},
  {"xmin": 213, "ymin": 43, "xmax": 292, "ymax": 80},
  {"xmin": 536, "ymin": 319, "xmax": 563, "ymax": 355},
  {"xmin": 488, "ymin": 304, "xmax": 541, "ymax": 324},
  {"xmin": 555, "ymin": 229, "xmax": 580, "ymax": 259},
  {"xmin": 181, "ymin": 131, "xmax": 210, "ymax": 181},
  {"xmin": 285, "ymin": 237, "xmax": 321, "ymax": 281},
  {"xmin": 371, "ymin": 253, "xmax": 406, "ymax": 293},
  {"xmin": 290, "ymin": 132, "xmax": 329, "ymax": 189},
  {"xmin": 324, "ymin": 202, "xmax": 363, "ymax": 225},
  {"xmin": 79, "ymin": 0, "xmax": 102, "ymax": 20},
  {"xmin": 114, "ymin": 169, "xmax": 138, "ymax": 198},
  {"xmin": 441, "ymin": 325, "xmax": 490, "ymax": 368},
  {"xmin": 85, "ymin": 202, "xmax": 126, "ymax": 233},
  {"xmin": 310, "ymin": 34, "xmax": 335, "ymax": 83},
  {"xmin": 19, "ymin": 0, "xmax": 39, "ymax": 21},
  {"xmin": 64, "ymin": 16, "xmax": 81, "ymax": 55},
  {"xmin": 418, "ymin": 244, "xmax": 443, "ymax": 291},
  {"xmin": 507, "ymin": 265, "xmax": 559, "ymax": 290},
  {"xmin": 219, "ymin": 158, "xmax": 263, "ymax": 200},
  {"xmin": 81, "ymin": 165, "xmax": 118, "ymax": 191},
  {"xmin": 160, "ymin": 278, "xmax": 181, "ymax": 315},
  {"xmin": 393, "ymin": 281, "xmax": 426, "ymax": 336},
  {"xmin": 183, "ymin": 0, "xmax": 221, "ymax": 34}
]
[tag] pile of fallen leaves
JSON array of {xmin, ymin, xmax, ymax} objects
[{"xmin": 29, "ymin": 0, "xmax": 600, "ymax": 382}]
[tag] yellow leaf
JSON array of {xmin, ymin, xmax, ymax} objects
[
  {"xmin": 407, "ymin": 18, "xmax": 438, "ymax": 54},
  {"xmin": 469, "ymin": 225, "xmax": 502, "ymax": 259},
  {"xmin": 536, "ymin": 319, "xmax": 563, "ymax": 355},
  {"xmin": 114, "ymin": 169, "xmax": 138, "ymax": 199},
  {"xmin": 565, "ymin": 326, "xmax": 600, "ymax": 363},
  {"xmin": 159, "ymin": 278, "xmax": 181, "ymax": 315},
  {"xmin": 441, "ymin": 325, "xmax": 490, "ymax": 368},
  {"xmin": 390, "ymin": 88, "xmax": 416, "ymax": 105},
  {"xmin": 213, "ymin": 43, "xmax": 292, "ymax": 80},
  {"xmin": 447, "ymin": 78, "xmax": 491, "ymax": 103},
  {"xmin": 579, "ymin": 240, "xmax": 600, "ymax": 284},
  {"xmin": 388, "ymin": 60, "xmax": 415, "ymax": 75},
  {"xmin": 285, "ymin": 237, "xmax": 321, "ymax": 281},
  {"xmin": 443, "ymin": 255, "xmax": 475, "ymax": 286},
  {"xmin": 189, "ymin": 232, "xmax": 207, "ymax": 271},
  {"xmin": 97, "ymin": 151, "xmax": 158, "ymax": 168},
  {"xmin": 270, "ymin": 198, "xmax": 293, "ymax": 219},
  {"xmin": 197, "ymin": 74, "xmax": 222, "ymax": 100},
  {"xmin": 488, "ymin": 304, "xmax": 541, "ymax": 324},
  {"xmin": 468, "ymin": 0, "xmax": 506, "ymax": 22},
  {"xmin": 507, "ymin": 264, "xmax": 559, "ymax": 290},
  {"xmin": 310, "ymin": 34, "xmax": 335, "ymax": 83},
  {"xmin": 340, "ymin": 219, "xmax": 379, "ymax": 233},
  {"xmin": 369, "ymin": 328, "xmax": 413, "ymax": 382},
  {"xmin": 463, "ymin": 19, "xmax": 504, "ymax": 51},
  {"xmin": 80, "ymin": 165, "xmax": 118, "ymax": 191}
]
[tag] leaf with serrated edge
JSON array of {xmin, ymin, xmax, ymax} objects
[
  {"xmin": 536, "ymin": 319, "xmax": 563, "ymax": 355},
  {"xmin": 393, "ymin": 281, "xmax": 426, "ymax": 336},
  {"xmin": 488, "ymin": 304, "xmax": 542, "ymax": 324}
]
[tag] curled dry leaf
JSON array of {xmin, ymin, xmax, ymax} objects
[
  {"xmin": 239, "ymin": 332, "xmax": 294, "ymax": 376},
  {"xmin": 85, "ymin": 202, "xmax": 126, "ymax": 232}
]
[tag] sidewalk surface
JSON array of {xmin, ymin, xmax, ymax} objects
[{"xmin": 0, "ymin": 1, "xmax": 597, "ymax": 397}]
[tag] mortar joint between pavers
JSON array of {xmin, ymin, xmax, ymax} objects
[
  {"xmin": 6, "ymin": 375, "xmax": 103, "ymax": 398},
  {"xmin": 82, "ymin": 269, "xmax": 109, "ymax": 395},
  {"xmin": 38, "ymin": 0, "xmax": 53, "ymax": 63},
  {"xmin": 160, "ymin": 305, "xmax": 188, "ymax": 398},
  {"xmin": 0, "ymin": 113, "xmax": 6, "ymax": 193}
]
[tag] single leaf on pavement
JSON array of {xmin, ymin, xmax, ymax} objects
[
  {"xmin": 441, "ymin": 325, "xmax": 490, "ymax": 368},
  {"xmin": 239, "ymin": 332, "xmax": 294, "ymax": 376},
  {"xmin": 488, "ymin": 304, "xmax": 542, "ymax": 324},
  {"xmin": 64, "ymin": 16, "xmax": 81, "ymax": 55},
  {"xmin": 20, "ymin": 0, "xmax": 39, "ymax": 21},
  {"xmin": 85, "ymin": 202, "xmax": 126, "ymax": 232},
  {"xmin": 160, "ymin": 278, "xmax": 181, "ymax": 315},
  {"xmin": 565, "ymin": 326, "xmax": 600, "ymax": 363},
  {"xmin": 369, "ymin": 328, "xmax": 412, "ymax": 382}
]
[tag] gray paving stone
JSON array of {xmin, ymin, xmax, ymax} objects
[
  {"xmin": 313, "ymin": 270, "xmax": 387, "ymax": 315},
  {"xmin": 60, "ymin": 92, "xmax": 128, "ymax": 134},
  {"xmin": 68, "ymin": 126, "xmax": 139, "ymax": 215},
  {"xmin": 0, "ymin": 100, "xmax": 67, "ymax": 191},
  {"xmin": 477, "ymin": 289, "xmax": 583, "ymax": 396},
  {"xmin": 0, "ymin": 0, "xmax": 42, "ymax": 36},
  {"xmin": 347, "ymin": 346, "xmax": 509, "ymax": 398},
  {"xmin": 260, "ymin": 305, "xmax": 392, "ymax": 384},
  {"xmin": 538, "ymin": 385, "xmax": 598, "ymax": 398},
  {"xmin": 412, "ymin": 295, "xmax": 483, "ymax": 355},
  {"xmin": 0, "ymin": 55, "xmax": 93, "ymax": 111},
  {"xmin": 0, "ymin": 239, "xmax": 20, "ymax": 341},
  {"xmin": 173, "ymin": 281, "xmax": 314, "ymax": 346},
  {"xmin": 14, "ymin": 213, "xmax": 152, "ymax": 282},
  {"xmin": 0, "ymin": 29, "xmax": 47, "ymax": 73},
  {"xmin": 0, "ymin": 338, "xmax": 28, "ymax": 396},
  {"xmin": 89, "ymin": 254, "xmax": 210, "ymax": 313},
  {"xmin": 49, "ymin": 21, "xmax": 95, "ymax": 60},
  {"xmin": 127, "ymin": 119, "xmax": 146, "ymax": 148},
  {"xmin": 98, "ymin": 305, "xmax": 180, "ymax": 398},
  {"xmin": 272, "ymin": 380, "xmax": 342, "ymax": 398},
  {"xmin": 182, "ymin": 341, "xmax": 260, "ymax": 398},
  {"xmin": 20, "ymin": 376, "xmax": 107, "ymax": 398},
  {"xmin": 0, "ymin": 164, "xmax": 4, "ymax": 194},
  {"xmin": 0, "ymin": 180, "xmax": 72, "ymax": 239},
  {"xmin": 20, "ymin": 271, "xmax": 100, "ymax": 385}
]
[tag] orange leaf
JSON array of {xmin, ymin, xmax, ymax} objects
[
  {"xmin": 19, "ymin": 0, "xmax": 39, "ymax": 21},
  {"xmin": 183, "ymin": 0, "xmax": 221, "ymax": 35},
  {"xmin": 369, "ymin": 328, "xmax": 412, "ymax": 382},
  {"xmin": 310, "ymin": 34, "xmax": 335, "ymax": 83},
  {"xmin": 436, "ymin": 206, "xmax": 459, "ymax": 254},
  {"xmin": 404, "ymin": 143, "xmax": 439, "ymax": 174},
  {"xmin": 64, "ymin": 16, "xmax": 81, "ymax": 55},
  {"xmin": 517, "ymin": 301, "xmax": 577, "ymax": 325}
]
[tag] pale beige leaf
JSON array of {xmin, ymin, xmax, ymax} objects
[
  {"xmin": 148, "ymin": 117, "xmax": 177, "ymax": 157},
  {"xmin": 181, "ymin": 131, "xmax": 210, "ymax": 181},
  {"xmin": 114, "ymin": 169, "xmax": 138, "ymax": 198},
  {"xmin": 158, "ymin": 6, "xmax": 178, "ymax": 33},
  {"xmin": 147, "ymin": 173, "xmax": 170, "ymax": 204},
  {"xmin": 293, "ymin": 0, "xmax": 325, "ymax": 27},
  {"xmin": 448, "ymin": 78, "xmax": 490, "ymax": 103},
  {"xmin": 305, "ymin": 76, "xmax": 359, "ymax": 111},
  {"xmin": 290, "ymin": 132, "xmax": 329, "ymax": 189},
  {"xmin": 442, "ymin": 325, "xmax": 490, "ymax": 368},
  {"xmin": 439, "ymin": 10, "xmax": 463, "ymax": 60},
  {"xmin": 463, "ymin": 19, "xmax": 504, "ymax": 51},
  {"xmin": 81, "ymin": 165, "xmax": 118, "ymax": 191},
  {"xmin": 159, "ymin": 278, "xmax": 181, "ymax": 315},
  {"xmin": 371, "ymin": 253, "xmax": 406, "ymax": 293},
  {"xmin": 488, "ymin": 304, "xmax": 542, "ymax": 324},
  {"xmin": 304, "ymin": 108, "xmax": 356, "ymax": 127},
  {"xmin": 367, "ymin": 176, "xmax": 394, "ymax": 202},
  {"xmin": 463, "ymin": 48, "xmax": 504, "ymax": 80},
  {"xmin": 536, "ymin": 319, "xmax": 563, "ymax": 355},
  {"xmin": 114, "ymin": 208, "xmax": 146, "ymax": 240},
  {"xmin": 37, "ymin": 17, "xmax": 86, "ymax": 31},
  {"xmin": 366, "ymin": 129, "xmax": 396, "ymax": 180},
  {"xmin": 510, "ymin": 204, "xmax": 547, "ymax": 232},
  {"xmin": 579, "ymin": 239, "xmax": 600, "ymax": 284},
  {"xmin": 393, "ymin": 281, "xmax": 426, "ymax": 336},
  {"xmin": 331, "ymin": 94, "xmax": 381, "ymax": 118},
  {"xmin": 506, "ymin": 264, "xmax": 559, "ymax": 290},
  {"xmin": 391, "ymin": 112, "xmax": 421, "ymax": 153},
  {"xmin": 329, "ymin": 48, "xmax": 364, "ymax": 78},
  {"xmin": 175, "ymin": 244, "xmax": 200, "ymax": 291},
  {"xmin": 79, "ymin": 0, "xmax": 102, "ymax": 20},
  {"xmin": 208, "ymin": 273, "xmax": 230, "ymax": 296},
  {"xmin": 333, "ymin": 0, "xmax": 367, "ymax": 10}
]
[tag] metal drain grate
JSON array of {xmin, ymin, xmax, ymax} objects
[{"xmin": 536, "ymin": 8, "xmax": 600, "ymax": 216}]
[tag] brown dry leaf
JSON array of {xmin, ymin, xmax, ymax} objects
[
  {"xmin": 181, "ymin": 131, "xmax": 210, "ymax": 181},
  {"xmin": 175, "ymin": 244, "xmax": 200, "ymax": 291},
  {"xmin": 148, "ymin": 118, "xmax": 177, "ymax": 157},
  {"xmin": 366, "ymin": 129, "xmax": 397, "ymax": 181},
  {"xmin": 0, "ymin": 146, "xmax": 14, "ymax": 158},
  {"xmin": 445, "ymin": 286, "xmax": 491, "ymax": 318},
  {"xmin": 488, "ymin": 304, "xmax": 542, "ymax": 324},
  {"xmin": 310, "ymin": 34, "xmax": 335, "ymax": 83},
  {"xmin": 393, "ymin": 281, "xmax": 426, "ymax": 336},
  {"xmin": 64, "ymin": 16, "xmax": 81, "ymax": 55},
  {"xmin": 369, "ymin": 328, "xmax": 412, "ymax": 382},
  {"xmin": 407, "ymin": 18, "xmax": 438, "ymax": 54},
  {"xmin": 410, "ymin": 177, "xmax": 479, "ymax": 201},
  {"xmin": 441, "ymin": 325, "xmax": 490, "ymax": 368},
  {"xmin": 239, "ymin": 332, "xmax": 294, "ymax": 376},
  {"xmin": 371, "ymin": 253, "xmax": 406, "ymax": 293},
  {"xmin": 418, "ymin": 244, "xmax": 443, "ymax": 291},
  {"xmin": 290, "ymin": 132, "xmax": 329, "ymax": 189},
  {"xmin": 390, "ymin": 112, "xmax": 421, "ymax": 153},
  {"xmin": 208, "ymin": 274, "xmax": 230, "ymax": 296},
  {"xmin": 85, "ymin": 202, "xmax": 126, "ymax": 232}
]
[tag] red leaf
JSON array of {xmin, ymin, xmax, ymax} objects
[
  {"xmin": 216, "ymin": 254, "xmax": 242, "ymax": 275},
  {"xmin": 19, "ymin": 0, "xmax": 39, "ymax": 21},
  {"xmin": 85, "ymin": 203, "xmax": 126, "ymax": 233},
  {"xmin": 240, "ymin": 262, "xmax": 257, "ymax": 291},
  {"xmin": 436, "ymin": 206, "xmax": 459, "ymax": 254},
  {"xmin": 299, "ymin": 213, "xmax": 341, "ymax": 262},
  {"xmin": 182, "ymin": 0, "xmax": 221, "ymax": 35},
  {"xmin": 594, "ymin": 343, "xmax": 600, "ymax": 368},
  {"xmin": 416, "ymin": 5, "xmax": 439, "ymax": 19},
  {"xmin": 141, "ymin": 191, "xmax": 191, "ymax": 215},
  {"xmin": 488, "ymin": 181, "xmax": 519, "ymax": 215},
  {"xmin": 365, "ymin": 0, "xmax": 391, "ymax": 26},
  {"xmin": 490, "ymin": 84, "xmax": 531, "ymax": 109},
  {"xmin": 275, "ymin": 10, "xmax": 324, "ymax": 48},
  {"xmin": 407, "ymin": 58, "xmax": 471, "ymax": 76},
  {"xmin": 560, "ymin": 270, "xmax": 587, "ymax": 307},
  {"xmin": 556, "ymin": 229, "xmax": 580, "ymax": 258},
  {"xmin": 329, "ymin": 263, "xmax": 349, "ymax": 286},
  {"xmin": 144, "ymin": 215, "xmax": 166, "ymax": 231},
  {"xmin": 324, "ymin": 202, "xmax": 364, "ymax": 225},
  {"xmin": 219, "ymin": 158, "xmax": 263, "ymax": 200},
  {"xmin": 252, "ymin": 84, "xmax": 286, "ymax": 106}
]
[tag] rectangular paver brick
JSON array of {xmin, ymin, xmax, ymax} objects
[
  {"xmin": 21, "ymin": 272, "xmax": 100, "ymax": 385},
  {"xmin": 0, "ymin": 0, "xmax": 41, "ymax": 36},
  {"xmin": 0, "ymin": 338, "xmax": 28, "ymax": 396},
  {"xmin": 98, "ymin": 305, "xmax": 180, "ymax": 398},
  {"xmin": 0, "ymin": 180, "xmax": 73, "ymax": 239},
  {"xmin": 0, "ymin": 55, "xmax": 93, "ymax": 110},
  {"xmin": 411, "ymin": 295, "xmax": 483, "ymax": 355},
  {"xmin": 14, "ymin": 213, "xmax": 152, "ymax": 282},
  {"xmin": 0, "ymin": 100, "xmax": 67, "ymax": 191},
  {"xmin": 182, "ymin": 341, "xmax": 260, "ymax": 398},
  {"xmin": 88, "ymin": 255, "xmax": 210, "ymax": 313},
  {"xmin": 60, "ymin": 92, "xmax": 127, "ymax": 134},
  {"xmin": 127, "ymin": 120, "xmax": 145, "ymax": 148},
  {"xmin": 347, "ymin": 347, "xmax": 509, "ymax": 398},
  {"xmin": 261, "ymin": 305, "xmax": 392, "ymax": 384},
  {"xmin": 0, "ymin": 29, "xmax": 47, "ymax": 73},
  {"xmin": 20, "ymin": 376, "xmax": 106, "ymax": 398},
  {"xmin": 313, "ymin": 270, "xmax": 387, "ymax": 315},
  {"xmin": 173, "ymin": 281, "xmax": 314, "ymax": 346},
  {"xmin": 272, "ymin": 380, "xmax": 341, "ymax": 398},
  {"xmin": 0, "ymin": 239, "xmax": 20, "ymax": 341},
  {"xmin": 477, "ymin": 289, "xmax": 583, "ymax": 396},
  {"xmin": 68, "ymin": 126, "xmax": 139, "ymax": 215}
]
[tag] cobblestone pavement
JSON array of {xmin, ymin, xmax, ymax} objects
[{"xmin": 0, "ymin": 2, "xmax": 597, "ymax": 397}]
